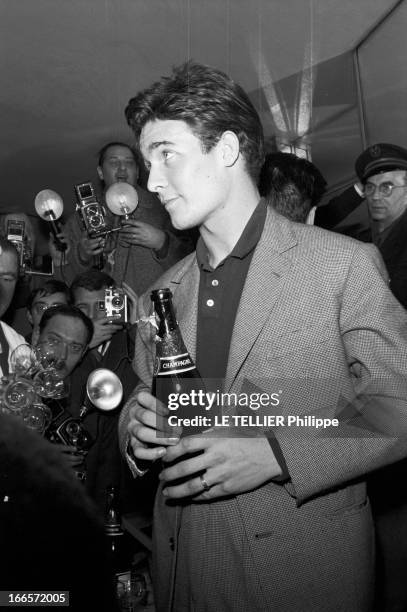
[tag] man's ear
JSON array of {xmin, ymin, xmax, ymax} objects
[
  {"xmin": 219, "ymin": 131, "xmax": 240, "ymax": 168},
  {"xmin": 97, "ymin": 166, "xmax": 104, "ymax": 181}
]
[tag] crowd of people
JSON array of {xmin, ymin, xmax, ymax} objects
[{"xmin": 2, "ymin": 61, "xmax": 407, "ymax": 611}]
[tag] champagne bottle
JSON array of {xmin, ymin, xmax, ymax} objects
[
  {"xmin": 151, "ymin": 288, "xmax": 207, "ymax": 436},
  {"xmin": 104, "ymin": 485, "xmax": 132, "ymax": 577}
]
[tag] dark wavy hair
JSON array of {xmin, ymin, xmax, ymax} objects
[
  {"xmin": 39, "ymin": 304, "xmax": 94, "ymax": 346},
  {"xmin": 125, "ymin": 61, "xmax": 264, "ymax": 182},
  {"xmin": 27, "ymin": 279, "xmax": 70, "ymax": 313},
  {"xmin": 259, "ymin": 152, "xmax": 327, "ymax": 223},
  {"xmin": 70, "ymin": 270, "xmax": 115, "ymax": 302}
]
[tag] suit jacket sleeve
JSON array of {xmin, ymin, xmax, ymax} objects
[
  {"xmin": 274, "ymin": 244, "xmax": 407, "ymax": 505},
  {"xmin": 315, "ymin": 185, "xmax": 363, "ymax": 229},
  {"xmin": 118, "ymin": 293, "xmax": 155, "ymax": 471}
]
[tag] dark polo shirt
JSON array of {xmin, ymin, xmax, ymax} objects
[
  {"xmin": 195, "ymin": 199, "xmax": 288, "ymax": 480},
  {"xmin": 195, "ymin": 199, "xmax": 266, "ymax": 388}
]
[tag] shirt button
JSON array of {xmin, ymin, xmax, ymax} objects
[
  {"xmin": 206, "ymin": 299, "xmax": 214, "ymax": 307},
  {"xmin": 211, "ymin": 279, "xmax": 219, "ymax": 287}
]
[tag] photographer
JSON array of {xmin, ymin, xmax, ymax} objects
[
  {"xmin": 62, "ymin": 142, "xmax": 194, "ymax": 293},
  {"xmin": 70, "ymin": 270, "xmax": 147, "ymax": 515}
]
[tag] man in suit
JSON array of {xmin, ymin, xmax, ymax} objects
[{"xmin": 119, "ymin": 62, "xmax": 407, "ymax": 611}]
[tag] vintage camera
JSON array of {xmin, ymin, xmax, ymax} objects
[
  {"xmin": 75, "ymin": 181, "xmax": 109, "ymax": 238},
  {"xmin": 6, "ymin": 219, "xmax": 33, "ymax": 271},
  {"xmin": 103, "ymin": 287, "xmax": 128, "ymax": 323},
  {"xmin": 47, "ymin": 414, "xmax": 94, "ymax": 451}
]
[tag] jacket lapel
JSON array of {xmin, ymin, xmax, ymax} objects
[
  {"xmin": 224, "ymin": 208, "xmax": 297, "ymax": 392},
  {"xmin": 169, "ymin": 255, "xmax": 200, "ymax": 362}
]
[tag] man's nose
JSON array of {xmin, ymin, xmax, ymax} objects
[
  {"xmin": 55, "ymin": 342, "xmax": 68, "ymax": 362},
  {"xmin": 372, "ymin": 187, "xmax": 381, "ymax": 199},
  {"xmin": 147, "ymin": 165, "xmax": 167, "ymax": 194},
  {"xmin": 115, "ymin": 161, "xmax": 127, "ymax": 174}
]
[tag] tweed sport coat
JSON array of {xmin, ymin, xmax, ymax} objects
[{"xmin": 119, "ymin": 206, "xmax": 407, "ymax": 612}]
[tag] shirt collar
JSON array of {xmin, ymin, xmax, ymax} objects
[{"xmin": 196, "ymin": 198, "xmax": 267, "ymax": 270}]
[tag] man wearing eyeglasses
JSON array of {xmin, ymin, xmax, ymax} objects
[
  {"xmin": 355, "ymin": 144, "xmax": 407, "ymax": 612},
  {"xmin": 319, "ymin": 143, "xmax": 407, "ymax": 310}
]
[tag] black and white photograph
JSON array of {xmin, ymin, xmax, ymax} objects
[{"xmin": 1, "ymin": 1, "xmax": 407, "ymax": 610}]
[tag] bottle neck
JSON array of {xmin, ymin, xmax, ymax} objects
[
  {"xmin": 153, "ymin": 296, "xmax": 179, "ymax": 337},
  {"xmin": 105, "ymin": 487, "xmax": 122, "ymax": 535},
  {"xmin": 151, "ymin": 290, "xmax": 194, "ymax": 370}
]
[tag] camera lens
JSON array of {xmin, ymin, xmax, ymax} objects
[
  {"xmin": 111, "ymin": 296, "xmax": 123, "ymax": 309},
  {"xmin": 89, "ymin": 214, "xmax": 103, "ymax": 228}
]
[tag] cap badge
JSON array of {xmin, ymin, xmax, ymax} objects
[{"xmin": 370, "ymin": 145, "xmax": 381, "ymax": 158}]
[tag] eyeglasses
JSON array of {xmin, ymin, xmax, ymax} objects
[{"xmin": 364, "ymin": 182, "xmax": 406, "ymax": 197}]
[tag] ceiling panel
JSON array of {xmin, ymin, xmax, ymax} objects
[{"xmin": 0, "ymin": 0, "xmax": 400, "ymax": 215}]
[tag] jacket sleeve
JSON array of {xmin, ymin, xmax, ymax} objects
[
  {"xmin": 273, "ymin": 243, "xmax": 407, "ymax": 505},
  {"xmin": 118, "ymin": 293, "xmax": 155, "ymax": 475},
  {"xmin": 315, "ymin": 185, "xmax": 364, "ymax": 229}
]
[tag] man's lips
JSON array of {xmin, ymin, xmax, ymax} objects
[{"xmin": 162, "ymin": 197, "xmax": 178, "ymax": 209}]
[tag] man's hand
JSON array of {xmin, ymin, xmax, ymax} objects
[
  {"xmin": 118, "ymin": 220, "xmax": 166, "ymax": 250},
  {"xmin": 88, "ymin": 317, "xmax": 123, "ymax": 349},
  {"xmin": 127, "ymin": 390, "xmax": 182, "ymax": 462},
  {"xmin": 159, "ymin": 430, "xmax": 282, "ymax": 501},
  {"xmin": 48, "ymin": 231, "xmax": 71, "ymax": 265},
  {"xmin": 78, "ymin": 236, "xmax": 106, "ymax": 262},
  {"xmin": 54, "ymin": 444, "xmax": 86, "ymax": 468}
]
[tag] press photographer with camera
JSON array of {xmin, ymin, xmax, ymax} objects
[
  {"xmin": 36, "ymin": 304, "xmax": 94, "ymax": 470},
  {"xmin": 63, "ymin": 141, "xmax": 194, "ymax": 293},
  {"xmin": 70, "ymin": 270, "xmax": 143, "ymax": 514}
]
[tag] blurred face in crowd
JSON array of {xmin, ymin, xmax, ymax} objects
[
  {"xmin": 97, "ymin": 145, "xmax": 139, "ymax": 188},
  {"xmin": 38, "ymin": 314, "xmax": 88, "ymax": 378},
  {"xmin": 365, "ymin": 170, "xmax": 407, "ymax": 229},
  {"xmin": 28, "ymin": 291, "xmax": 70, "ymax": 329},
  {"xmin": 73, "ymin": 287, "xmax": 106, "ymax": 322},
  {"xmin": 0, "ymin": 248, "xmax": 18, "ymax": 318}
]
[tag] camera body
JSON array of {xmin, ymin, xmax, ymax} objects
[
  {"xmin": 75, "ymin": 181, "xmax": 109, "ymax": 238},
  {"xmin": 103, "ymin": 287, "xmax": 128, "ymax": 323},
  {"xmin": 6, "ymin": 219, "xmax": 33, "ymax": 271}
]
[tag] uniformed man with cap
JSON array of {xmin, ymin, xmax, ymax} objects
[
  {"xmin": 356, "ymin": 144, "xmax": 407, "ymax": 612},
  {"xmin": 355, "ymin": 142, "xmax": 407, "ymax": 310}
]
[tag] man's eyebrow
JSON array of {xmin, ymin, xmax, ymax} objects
[
  {"xmin": 147, "ymin": 140, "xmax": 174, "ymax": 152},
  {"xmin": 107, "ymin": 155, "xmax": 135, "ymax": 160}
]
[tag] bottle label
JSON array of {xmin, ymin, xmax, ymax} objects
[{"xmin": 154, "ymin": 353, "xmax": 196, "ymax": 376}]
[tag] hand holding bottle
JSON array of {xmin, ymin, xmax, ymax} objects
[
  {"xmin": 160, "ymin": 432, "xmax": 283, "ymax": 501},
  {"xmin": 127, "ymin": 389, "xmax": 182, "ymax": 463}
]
